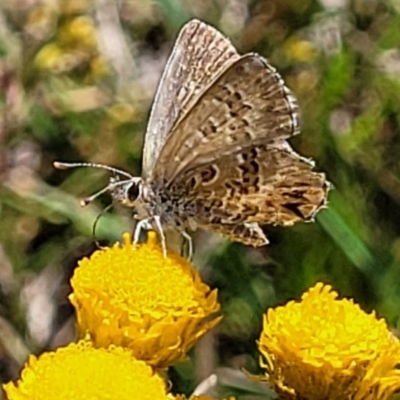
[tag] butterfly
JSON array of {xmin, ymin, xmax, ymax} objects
[{"xmin": 54, "ymin": 19, "xmax": 329, "ymax": 257}]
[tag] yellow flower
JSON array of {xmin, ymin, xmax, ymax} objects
[
  {"xmin": 284, "ymin": 36, "xmax": 318, "ymax": 62},
  {"xmin": 3, "ymin": 341, "xmax": 168, "ymax": 400},
  {"xmin": 34, "ymin": 43, "xmax": 87, "ymax": 73},
  {"xmin": 34, "ymin": 43, "xmax": 64, "ymax": 71},
  {"xmin": 107, "ymin": 102, "xmax": 138, "ymax": 124},
  {"xmin": 258, "ymin": 282, "xmax": 400, "ymax": 400},
  {"xmin": 88, "ymin": 56, "xmax": 110, "ymax": 80},
  {"xmin": 24, "ymin": 5, "xmax": 57, "ymax": 41},
  {"xmin": 70, "ymin": 232, "xmax": 221, "ymax": 368},
  {"xmin": 59, "ymin": 16, "xmax": 97, "ymax": 49}
]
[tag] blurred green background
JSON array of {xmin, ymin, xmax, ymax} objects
[{"xmin": 1, "ymin": 0, "xmax": 400, "ymax": 398}]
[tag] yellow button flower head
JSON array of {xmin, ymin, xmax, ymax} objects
[
  {"xmin": 70, "ymin": 232, "xmax": 221, "ymax": 368},
  {"xmin": 258, "ymin": 282, "xmax": 400, "ymax": 400},
  {"xmin": 4, "ymin": 341, "xmax": 167, "ymax": 400}
]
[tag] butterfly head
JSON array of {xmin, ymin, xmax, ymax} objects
[
  {"xmin": 110, "ymin": 177, "xmax": 143, "ymax": 208},
  {"xmin": 53, "ymin": 161, "xmax": 144, "ymax": 209}
]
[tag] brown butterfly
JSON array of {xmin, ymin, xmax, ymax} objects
[{"xmin": 55, "ymin": 19, "xmax": 329, "ymax": 257}]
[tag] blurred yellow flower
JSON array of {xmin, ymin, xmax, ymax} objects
[
  {"xmin": 70, "ymin": 232, "xmax": 221, "ymax": 368},
  {"xmin": 3, "ymin": 341, "xmax": 168, "ymax": 400},
  {"xmin": 24, "ymin": 5, "xmax": 57, "ymax": 41},
  {"xmin": 34, "ymin": 43, "xmax": 64, "ymax": 71},
  {"xmin": 259, "ymin": 282, "xmax": 400, "ymax": 400},
  {"xmin": 34, "ymin": 14, "xmax": 98, "ymax": 75},
  {"xmin": 107, "ymin": 102, "xmax": 138, "ymax": 123},
  {"xmin": 34, "ymin": 43, "xmax": 87, "ymax": 73},
  {"xmin": 59, "ymin": 16, "xmax": 97, "ymax": 49},
  {"xmin": 285, "ymin": 37, "xmax": 318, "ymax": 62},
  {"xmin": 88, "ymin": 56, "xmax": 110, "ymax": 80}
]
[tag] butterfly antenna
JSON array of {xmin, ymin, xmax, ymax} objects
[
  {"xmin": 54, "ymin": 161, "xmax": 135, "ymax": 206},
  {"xmin": 53, "ymin": 161, "xmax": 135, "ymax": 179},
  {"xmin": 79, "ymin": 184, "xmax": 115, "ymax": 207},
  {"xmin": 93, "ymin": 203, "xmax": 114, "ymax": 249}
]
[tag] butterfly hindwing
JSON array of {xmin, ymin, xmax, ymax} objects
[
  {"xmin": 169, "ymin": 143, "xmax": 327, "ymax": 244},
  {"xmin": 206, "ymin": 222, "xmax": 269, "ymax": 247}
]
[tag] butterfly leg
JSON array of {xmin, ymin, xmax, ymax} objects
[
  {"xmin": 133, "ymin": 216, "xmax": 167, "ymax": 258},
  {"xmin": 180, "ymin": 230, "xmax": 194, "ymax": 261},
  {"xmin": 133, "ymin": 218, "xmax": 152, "ymax": 243},
  {"xmin": 153, "ymin": 215, "xmax": 167, "ymax": 258}
]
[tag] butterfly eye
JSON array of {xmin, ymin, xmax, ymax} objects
[{"xmin": 125, "ymin": 182, "xmax": 140, "ymax": 202}]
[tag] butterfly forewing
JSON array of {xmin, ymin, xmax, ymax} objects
[
  {"xmin": 152, "ymin": 54, "xmax": 300, "ymax": 183},
  {"xmin": 142, "ymin": 19, "xmax": 239, "ymax": 178}
]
